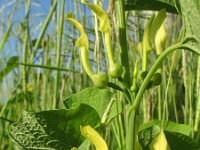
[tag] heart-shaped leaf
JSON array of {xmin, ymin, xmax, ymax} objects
[
  {"xmin": 9, "ymin": 104, "xmax": 100, "ymax": 150},
  {"xmin": 138, "ymin": 120, "xmax": 200, "ymax": 150},
  {"xmin": 64, "ymin": 87, "xmax": 121, "ymax": 124}
]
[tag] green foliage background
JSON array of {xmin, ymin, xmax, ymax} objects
[{"xmin": 0, "ymin": 0, "xmax": 200, "ymax": 149}]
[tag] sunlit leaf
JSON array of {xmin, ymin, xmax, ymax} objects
[
  {"xmin": 64, "ymin": 87, "xmax": 121, "ymax": 124},
  {"xmin": 9, "ymin": 104, "xmax": 100, "ymax": 149},
  {"xmin": 0, "ymin": 23, "xmax": 12, "ymax": 51},
  {"xmin": 0, "ymin": 56, "xmax": 19, "ymax": 81},
  {"xmin": 138, "ymin": 120, "xmax": 200, "ymax": 150},
  {"xmin": 177, "ymin": 0, "xmax": 200, "ymax": 54},
  {"xmin": 124, "ymin": 0, "xmax": 177, "ymax": 13}
]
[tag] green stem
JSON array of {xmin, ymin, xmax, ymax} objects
[
  {"xmin": 0, "ymin": 22, "xmax": 12, "ymax": 52},
  {"xmin": 118, "ymin": 114, "xmax": 125, "ymax": 147},
  {"xmin": 80, "ymin": 47, "xmax": 94, "ymax": 78},
  {"xmin": 42, "ymin": 36, "xmax": 50, "ymax": 110},
  {"xmin": 53, "ymin": 0, "xmax": 65, "ymax": 109},
  {"xmin": 182, "ymin": 50, "xmax": 189, "ymax": 124},
  {"xmin": 12, "ymin": 63, "xmax": 79, "ymax": 73},
  {"xmin": 101, "ymin": 95, "xmax": 116, "ymax": 124},
  {"xmin": 23, "ymin": 0, "xmax": 31, "ymax": 109},
  {"xmin": 162, "ymin": 54, "xmax": 176, "ymax": 122},
  {"xmin": 194, "ymin": 56, "xmax": 200, "ymax": 131},
  {"xmin": 117, "ymin": 0, "xmax": 131, "ymax": 87},
  {"xmin": 105, "ymin": 33, "xmax": 115, "ymax": 67},
  {"xmin": 142, "ymin": 48, "xmax": 148, "ymax": 71},
  {"xmin": 107, "ymin": 82, "xmax": 123, "ymax": 92},
  {"xmin": 111, "ymin": 123, "xmax": 121, "ymax": 148},
  {"xmin": 170, "ymin": 52, "xmax": 179, "ymax": 122},
  {"xmin": 31, "ymin": 0, "xmax": 58, "ymax": 62},
  {"xmin": 129, "ymin": 42, "xmax": 182, "ymax": 113},
  {"xmin": 22, "ymin": 27, "xmax": 28, "ymax": 108},
  {"xmin": 125, "ymin": 42, "xmax": 184, "ymax": 150},
  {"xmin": 158, "ymin": 83, "xmax": 162, "ymax": 120},
  {"xmin": 126, "ymin": 110, "xmax": 136, "ymax": 150}
]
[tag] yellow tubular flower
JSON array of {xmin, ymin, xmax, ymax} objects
[
  {"xmin": 80, "ymin": 125, "xmax": 108, "ymax": 150},
  {"xmin": 141, "ymin": 14, "xmax": 155, "ymax": 71},
  {"xmin": 155, "ymin": 21, "xmax": 167, "ymax": 55},
  {"xmin": 67, "ymin": 17, "xmax": 93, "ymax": 78},
  {"xmin": 82, "ymin": 1, "xmax": 123, "ymax": 78},
  {"xmin": 150, "ymin": 128, "xmax": 171, "ymax": 150},
  {"xmin": 67, "ymin": 16, "xmax": 108, "ymax": 88},
  {"xmin": 150, "ymin": 9, "xmax": 167, "ymax": 55}
]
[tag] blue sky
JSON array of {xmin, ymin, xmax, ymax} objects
[
  {"xmin": 0, "ymin": 0, "xmax": 52, "ymax": 56},
  {"xmin": 0, "ymin": 0, "xmax": 96, "ymax": 55},
  {"xmin": 0, "ymin": 0, "xmax": 53, "ymax": 102},
  {"xmin": 0, "ymin": 0, "xmax": 109, "ymax": 102}
]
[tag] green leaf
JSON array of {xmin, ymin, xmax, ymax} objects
[
  {"xmin": 63, "ymin": 87, "xmax": 121, "ymax": 123},
  {"xmin": 9, "ymin": 104, "xmax": 100, "ymax": 150},
  {"xmin": 0, "ymin": 92, "xmax": 34, "ymax": 123},
  {"xmin": 124, "ymin": 0, "xmax": 177, "ymax": 13},
  {"xmin": 138, "ymin": 120, "xmax": 197, "ymax": 150},
  {"xmin": 31, "ymin": 39, "xmax": 47, "ymax": 49},
  {"xmin": 164, "ymin": 131, "xmax": 200, "ymax": 150},
  {"xmin": 139, "ymin": 124, "xmax": 161, "ymax": 150},
  {"xmin": 125, "ymin": 0, "xmax": 200, "ymax": 55},
  {"xmin": 177, "ymin": 0, "xmax": 200, "ymax": 55},
  {"xmin": 139, "ymin": 120, "xmax": 192, "ymax": 136},
  {"xmin": 15, "ymin": 62, "xmax": 79, "ymax": 73},
  {"xmin": 0, "ymin": 23, "xmax": 12, "ymax": 51},
  {"xmin": 0, "ymin": 56, "xmax": 19, "ymax": 81},
  {"xmin": 77, "ymin": 140, "xmax": 91, "ymax": 150},
  {"xmin": 8, "ymin": 91, "xmax": 33, "ymax": 103}
]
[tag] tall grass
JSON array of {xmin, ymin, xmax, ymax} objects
[{"xmin": 0, "ymin": 0, "xmax": 198, "ymax": 149}]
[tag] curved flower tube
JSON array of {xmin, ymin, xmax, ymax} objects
[
  {"xmin": 80, "ymin": 125, "xmax": 108, "ymax": 150},
  {"xmin": 141, "ymin": 14, "xmax": 155, "ymax": 71},
  {"xmin": 138, "ymin": 9, "xmax": 167, "ymax": 71},
  {"xmin": 82, "ymin": 1, "xmax": 123, "ymax": 78},
  {"xmin": 155, "ymin": 19, "xmax": 167, "ymax": 55},
  {"xmin": 66, "ymin": 16, "xmax": 108, "ymax": 88}
]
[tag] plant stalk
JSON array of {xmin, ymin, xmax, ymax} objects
[
  {"xmin": 116, "ymin": 0, "xmax": 131, "ymax": 87},
  {"xmin": 53, "ymin": 0, "xmax": 65, "ymax": 109},
  {"xmin": 130, "ymin": 42, "xmax": 182, "ymax": 113}
]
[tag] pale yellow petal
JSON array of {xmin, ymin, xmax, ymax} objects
[
  {"xmin": 82, "ymin": 2, "xmax": 110, "ymax": 33},
  {"xmin": 155, "ymin": 22, "xmax": 167, "ymax": 55},
  {"xmin": 66, "ymin": 18, "xmax": 88, "ymax": 49},
  {"xmin": 150, "ymin": 128, "xmax": 171, "ymax": 150},
  {"xmin": 80, "ymin": 125, "xmax": 108, "ymax": 150},
  {"xmin": 142, "ymin": 14, "xmax": 155, "ymax": 52}
]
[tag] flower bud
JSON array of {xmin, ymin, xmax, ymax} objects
[
  {"xmin": 92, "ymin": 72, "xmax": 108, "ymax": 88},
  {"xmin": 109, "ymin": 63, "xmax": 123, "ymax": 78}
]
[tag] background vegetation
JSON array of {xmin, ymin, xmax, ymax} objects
[{"xmin": 0, "ymin": 0, "xmax": 199, "ymax": 149}]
